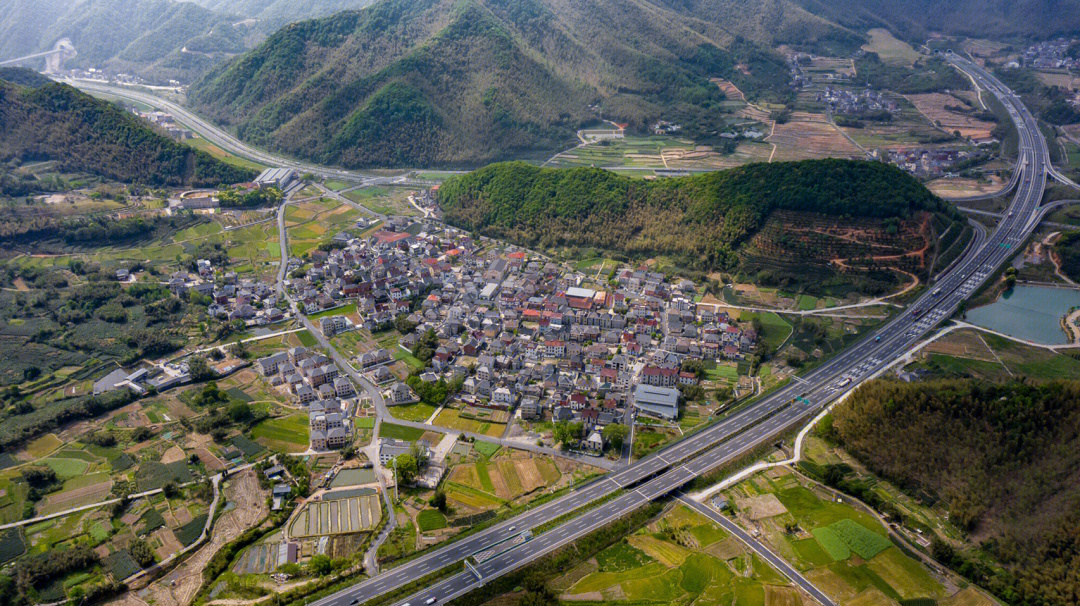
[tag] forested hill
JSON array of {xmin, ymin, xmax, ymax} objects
[
  {"xmin": 793, "ymin": 0, "xmax": 1080, "ymax": 41},
  {"xmin": 832, "ymin": 379, "xmax": 1080, "ymax": 605},
  {"xmin": 187, "ymin": 0, "xmax": 860, "ymax": 168},
  {"xmin": 437, "ymin": 159, "xmax": 952, "ymax": 272},
  {"xmin": 0, "ymin": 75, "xmax": 255, "ymax": 187}
]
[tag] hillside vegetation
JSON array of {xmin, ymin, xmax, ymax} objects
[
  {"xmin": 438, "ymin": 159, "xmax": 956, "ymax": 292},
  {"xmin": 832, "ymin": 379, "xmax": 1080, "ymax": 606},
  {"xmin": 188, "ymin": 0, "xmax": 857, "ymax": 168},
  {"xmin": 0, "ymin": 73, "xmax": 255, "ymax": 187},
  {"xmin": 792, "ymin": 0, "xmax": 1080, "ymax": 41},
  {"xmin": 0, "ymin": 0, "xmax": 250, "ymax": 84}
]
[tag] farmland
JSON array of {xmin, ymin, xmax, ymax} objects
[
  {"xmin": 433, "ymin": 407, "xmax": 506, "ymax": 437},
  {"xmin": 443, "ymin": 449, "xmax": 576, "ymax": 515},
  {"xmin": 251, "ymin": 414, "xmax": 309, "ymax": 453},
  {"xmin": 556, "ymin": 504, "xmax": 800, "ymax": 604},
  {"xmin": 906, "ymin": 93, "xmax": 996, "ymax": 139},
  {"xmin": 862, "ymin": 29, "xmax": 920, "ymax": 67},
  {"xmin": 713, "ymin": 466, "xmax": 956, "ymax": 604},
  {"xmin": 289, "ymin": 492, "xmax": 382, "ymax": 538}
]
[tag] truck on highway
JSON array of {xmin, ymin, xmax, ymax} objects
[
  {"xmin": 932, "ymin": 288, "xmax": 942, "ymax": 296},
  {"xmin": 837, "ymin": 377, "xmax": 852, "ymax": 388}
]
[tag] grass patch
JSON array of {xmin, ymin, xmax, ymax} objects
[
  {"xmin": 388, "ymin": 403, "xmax": 436, "ymax": 423},
  {"xmin": 251, "ymin": 414, "xmax": 309, "ymax": 453},
  {"xmin": 25, "ymin": 434, "xmax": 62, "ymax": 458},
  {"xmin": 596, "ymin": 540, "xmax": 655, "ymax": 572},
  {"xmin": 829, "ymin": 519, "xmax": 891, "ymax": 560},
  {"xmin": 811, "ymin": 526, "xmax": 851, "ymax": 561},
  {"xmin": 296, "ymin": 330, "xmax": 317, "ymax": 347},
  {"xmin": 416, "ymin": 509, "xmax": 447, "ymax": 532},
  {"xmin": 379, "ymin": 422, "xmax": 425, "ymax": 442},
  {"xmin": 472, "ymin": 440, "xmax": 500, "ymax": 458}
]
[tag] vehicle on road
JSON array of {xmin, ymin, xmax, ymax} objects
[
  {"xmin": 932, "ymin": 288, "xmax": 942, "ymax": 296},
  {"xmin": 426, "ymin": 599, "xmax": 437, "ymax": 605},
  {"xmin": 837, "ymin": 377, "xmax": 852, "ymax": 388}
]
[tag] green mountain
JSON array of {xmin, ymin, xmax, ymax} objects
[
  {"xmin": 0, "ymin": 0, "xmax": 249, "ymax": 84},
  {"xmin": 793, "ymin": 0, "xmax": 1080, "ymax": 41},
  {"xmin": 0, "ymin": 71, "xmax": 255, "ymax": 187},
  {"xmin": 437, "ymin": 159, "xmax": 957, "ymax": 292},
  {"xmin": 188, "ymin": 0, "xmax": 860, "ymax": 168}
]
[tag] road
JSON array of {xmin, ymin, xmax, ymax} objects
[{"xmin": 303, "ymin": 51, "xmax": 1051, "ymax": 606}]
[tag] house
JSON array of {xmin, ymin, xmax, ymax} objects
[
  {"xmin": 333, "ymin": 377, "xmax": 355, "ymax": 397},
  {"xmin": 519, "ymin": 397, "xmax": 541, "ymax": 420},
  {"xmin": 379, "ymin": 438, "xmax": 414, "ymax": 465},
  {"xmin": 320, "ymin": 315, "xmax": 349, "ymax": 337},
  {"xmin": 544, "ymin": 340, "xmax": 566, "ymax": 358},
  {"xmin": 492, "ymin": 386, "xmax": 516, "ymax": 407},
  {"xmin": 256, "ymin": 352, "xmax": 289, "ymax": 376},
  {"xmin": 633, "ymin": 384, "xmax": 680, "ymax": 420},
  {"xmin": 389, "ymin": 382, "xmax": 417, "ymax": 404},
  {"xmin": 264, "ymin": 465, "xmax": 285, "ymax": 479},
  {"xmin": 640, "ymin": 365, "xmax": 680, "ymax": 387},
  {"xmin": 583, "ymin": 430, "xmax": 604, "ymax": 453}
]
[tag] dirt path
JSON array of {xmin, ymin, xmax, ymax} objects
[
  {"xmin": 108, "ymin": 471, "xmax": 268, "ymax": 606},
  {"xmin": 1043, "ymin": 232, "xmax": 1077, "ymax": 286}
]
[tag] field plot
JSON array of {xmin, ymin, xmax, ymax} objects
[
  {"xmin": 251, "ymin": 414, "xmax": 309, "ymax": 453},
  {"xmin": 862, "ymin": 28, "xmax": 920, "ymax": 66},
  {"xmin": 769, "ymin": 117, "xmax": 861, "ymax": 161},
  {"xmin": 926, "ymin": 174, "xmax": 1005, "ymax": 198},
  {"xmin": 906, "ymin": 93, "xmax": 996, "ymax": 139},
  {"xmin": 434, "ymin": 407, "xmax": 505, "ymax": 437},
  {"xmin": 342, "ymin": 186, "xmax": 419, "ymax": 217},
  {"xmin": 559, "ymin": 505, "xmax": 806, "ymax": 604},
  {"xmin": 289, "ymin": 493, "xmax": 381, "ymax": 538},
  {"xmin": 715, "ymin": 467, "xmax": 955, "ymax": 604}
]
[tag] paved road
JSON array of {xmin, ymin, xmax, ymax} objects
[
  {"xmin": 676, "ymin": 495, "xmax": 835, "ymax": 606},
  {"xmin": 306, "ymin": 51, "xmax": 1052, "ymax": 606}
]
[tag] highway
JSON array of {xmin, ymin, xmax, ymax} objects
[{"xmin": 300, "ymin": 52, "xmax": 1051, "ymax": 606}]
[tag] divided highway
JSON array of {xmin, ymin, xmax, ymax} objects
[{"xmin": 311, "ymin": 52, "xmax": 1052, "ymax": 606}]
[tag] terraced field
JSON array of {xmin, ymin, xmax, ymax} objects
[{"xmin": 289, "ymin": 493, "xmax": 382, "ymax": 538}]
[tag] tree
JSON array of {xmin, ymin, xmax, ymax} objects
[
  {"xmin": 162, "ymin": 482, "xmax": 179, "ymax": 498},
  {"xmin": 187, "ymin": 356, "xmax": 217, "ymax": 382},
  {"xmin": 227, "ymin": 401, "xmax": 252, "ymax": 423},
  {"xmin": 393, "ymin": 454, "xmax": 419, "ymax": 485},
  {"xmin": 410, "ymin": 442, "xmax": 429, "ymax": 469},
  {"xmin": 128, "ymin": 539, "xmax": 154, "ymax": 567},
  {"xmin": 131, "ymin": 426, "xmax": 152, "ymax": 442},
  {"xmin": 602, "ymin": 424, "xmax": 629, "ymax": 450},
  {"xmin": 307, "ymin": 554, "xmax": 332, "ymax": 576},
  {"xmin": 431, "ymin": 490, "xmax": 448, "ymax": 513},
  {"xmin": 553, "ymin": 421, "xmax": 583, "ymax": 449}
]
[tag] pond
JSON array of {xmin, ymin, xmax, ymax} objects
[{"xmin": 966, "ymin": 285, "xmax": 1080, "ymax": 345}]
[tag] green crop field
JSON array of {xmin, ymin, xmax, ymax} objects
[
  {"xmin": 829, "ymin": 519, "xmax": 892, "ymax": 560},
  {"xmin": 308, "ymin": 303, "xmax": 357, "ymax": 320},
  {"xmin": 176, "ymin": 514, "xmax": 208, "ymax": 546},
  {"xmin": 252, "ymin": 414, "xmax": 309, "ymax": 453},
  {"xmin": 811, "ymin": 527, "xmax": 850, "ymax": 561},
  {"xmin": 41, "ymin": 458, "xmax": 89, "ymax": 480},
  {"xmin": 416, "ymin": 509, "xmax": 447, "ymax": 532},
  {"xmin": 596, "ymin": 540, "xmax": 655, "ymax": 572},
  {"xmin": 793, "ymin": 537, "xmax": 834, "ymax": 566},
  {"xmin": 134, "ymin": 460, "xmax": 193, "ymax": 492},
  {"xmin": 379, "ymin": 422, "xmax": 425, "ymax": 442},
  {"xmin": 296, "ymin": 330, "xmax": 317, "ymax": 347},
  {"xmin": 473, "ymin": 440, "xmax": 500, "ymax": 458},
  {"xmin": 388, "ymin": 403, "xmax": 436, "ymax": 423},
  {"xmin": 0, "ymin": 528, "xmax": 26, "ymax": 565}
]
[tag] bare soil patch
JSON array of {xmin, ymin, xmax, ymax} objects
[
  {"xmin": 739, "ymin": 493, "xmax": 789, "ymax": 520},
  {"xmin": 906, "ymin": 93, "xmax": 995, "ymax": 139}
]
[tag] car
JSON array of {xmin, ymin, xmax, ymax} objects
[
  {"xmin": 874, "ymin": 336, "xmax": 881, "ymax": 342},
  {"xmin": 508, "ymin": 526, "xmax": 516, "ymax": 532},
  {"xmin": 350, "ymin": 600, "xmax": 359, "ymax": 605}
]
